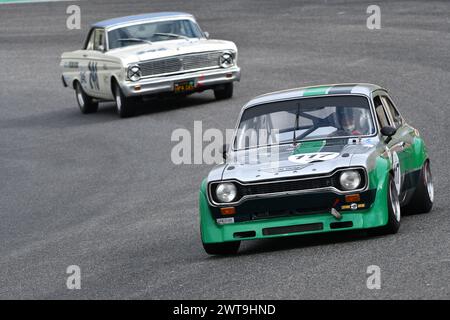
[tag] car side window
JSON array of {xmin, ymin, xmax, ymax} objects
[
  {"xmin": 93, "ymin": 29, "xmax": 105, "ymax": 51},
  {"xmin": 382, "ymin": 96, "xmax": 403, "ymax": 128},
  {"xmin": 373, "ymin": 96, "xmax": 391, "ymax": 128}
]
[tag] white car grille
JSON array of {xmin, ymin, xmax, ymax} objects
[{"xmin": 138, "ymin": 51, "xmax": 223, "ymax": 77}]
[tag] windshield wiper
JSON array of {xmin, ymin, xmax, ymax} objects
[
  {"xmin": 153, "ymin": 33, "xmax": 190, "ymax": 40},
  {"xmin": 116, "ymin": 38, "xmax": 153, "ymax": 45}
]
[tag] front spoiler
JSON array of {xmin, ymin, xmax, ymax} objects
[{"xmin": 120, "ymin": 66, "xmax": 240, "ymax": 97}]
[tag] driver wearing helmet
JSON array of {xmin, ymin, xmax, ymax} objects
[{"xmin": 334, "ymin": 108, "xmax": 363, "ymax": 136}]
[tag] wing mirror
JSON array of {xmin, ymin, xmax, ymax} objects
[
  {"xmin": 222, "ymin": 144, "xmax": 228, "ymax": 160},
  {"xmin": 204, "ymin": 31, "xmax": 210, "ymax": 39},
  {"xmin": 98, "ymin": 44, "xmax": 105, "ymax": 52},
  {"xmin": 381, "ymin": 126, "xmax": 397, "ymax": 144}
]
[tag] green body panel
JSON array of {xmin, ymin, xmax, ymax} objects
[
  {"xmin": 302, "ymin": 86, "xmax": 331, "ymax": 97},
  {"xmin": 410, "ymin": 136, "xmax": 428, "ymax": 169},
  {"xmin": 199, "ymin": 158, "xmax": 391, "ymax": 244},
  {"xmin": 389, "ymin": 124, "xmax": 428, "ymax": 175},
  {"xmin": 293, "ymin": 140, "xmax": 326, "ymax": 154}
]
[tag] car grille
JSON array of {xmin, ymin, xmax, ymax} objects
[
  {"xmin": 240, "ymin": 177, "xmax": 334, "ymax": 196},
  {"xmin": 138, "ymin": 51, "xmax": 223, "ymax": 77}
]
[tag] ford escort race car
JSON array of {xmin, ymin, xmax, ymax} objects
[
  {"xmin": 199, "ymin": 83, "xmax": 433, "ymax": 255},
  {"xmin": 60, "ymin": 12, "xmax": 240, "ymax": 117}
]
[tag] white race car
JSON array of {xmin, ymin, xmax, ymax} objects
[{"xmin": 60, "ymin": 12, "xmax": 241, "ymax": 117}]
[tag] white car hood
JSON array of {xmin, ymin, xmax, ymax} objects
[{"xmin": 106, "ymin": 39, "xmax": 236, "ymax": 65}]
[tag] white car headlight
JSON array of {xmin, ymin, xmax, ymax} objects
[
  {"xmin": 215, "ymin": 182, "xmax": 237, "ymax": 203},
  {"xmin": 127, "ymin": 65, "xmax": 141, "ymax": 81},
  {"xmin": 219, "ymin": 52, "xmax": 234, "ymax": 68},
  {"xmin": 339, "ymin": 170, "xmax": 362, "ymax": 191}
]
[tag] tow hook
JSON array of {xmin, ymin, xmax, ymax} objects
[{"xmin": 331, "ymin": 208, "xmax": 342, "ymax": 220}]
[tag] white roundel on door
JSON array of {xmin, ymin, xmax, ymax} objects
[{"xmin": 288, "ymin": 152, "xmax": 340, "ymax": 164}]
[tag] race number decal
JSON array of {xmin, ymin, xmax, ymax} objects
[
  {"xmin": 88, "ymin": 61, "xmax": 100, "ymax": 90},
  {"xmin": 288, "ymin": 152, "xmax": 340, "ymax": 164}
]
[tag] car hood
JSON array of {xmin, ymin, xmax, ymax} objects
[
  {"xmin": 217, "ymin": 138, "xmax": 378, "ymax": 183},
  {"xmin": 106, "ymin": 38, "xmax": 237, "ymax": 65}
]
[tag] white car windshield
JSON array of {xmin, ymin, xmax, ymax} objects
[
  {"xmin": 108, "ymin": 19, "xmax": 203, "ymax": 49},
  {"xmin": 234, "ymin": 95, "xmax": 375, "ymax": 150}
]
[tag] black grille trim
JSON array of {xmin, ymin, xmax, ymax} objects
[{"xmin": 241, "ymin": 176, "xmax": 334, "ymax": 196}]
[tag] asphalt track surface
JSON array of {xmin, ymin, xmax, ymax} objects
[{"xmin": 0, "ymin": 0, "xmax": 449, "ymax": 299}]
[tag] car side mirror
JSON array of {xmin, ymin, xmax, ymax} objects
[
  {"xmin": 204, "ymin": 31, "xmax": 210, "ymax": 39},
  {"xmin": 381, "ymin": 126, "xmax": 397, "ymax": 144},
  {"xmin": 98, "ymin": 45, "xmax": 105, "ymax": 52},
  {"xmin": 222, "ymin": 144, "xmax": 228, "ymax": 160}
]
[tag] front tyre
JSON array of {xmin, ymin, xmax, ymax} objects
[
  {"xmin": 114, "ymin": 83, "xmax": 136, "ymax": 118},
  {"xmin": 202, "ymin": 241, "xmax": 240, "ymax": 255},
  {"xmin": 369, "ymin": 175, "xmax": 401, "ymax": 236},
  {"xmin": 214, "ymin": 83, "xmax": 234, "ymax": 100},
  {"xmin": 403, "ymin": 161, "xmax": 434, "ymax": 214},
  {"xmin": 384, "ymin": 175, "xmax": 401, "ymax": 234},
  {"xmin": 75, "ymin": 82, "xmax": 98, "ymax": 114}
]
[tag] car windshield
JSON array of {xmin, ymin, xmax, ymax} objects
[
  {"xmin": 234, "ymin": 95, "xmax": 375, "ymax": 150},
  {"xmin": 108, "ymin": 19, "xmax": 203, "ymax": 49}
]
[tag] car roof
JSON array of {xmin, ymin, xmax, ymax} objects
[
  {"xmin": 245, "ymin": 83, "xmax": 386, "ymax": 109},
  {"xmin": 92, "ymin": 12, "xmax": 194, "ymax": 29}
]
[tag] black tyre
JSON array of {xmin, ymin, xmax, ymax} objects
[
  {"xmin": 369, "ymin": 175, "xmax": 401, "ymax": 236},
  {"xmin": 114, "ymin": 83, "xmax": 136, "ymax": 118},
  {"xmin": 403, "ymin": 161, "xmax": 434, "ymax": 214},
  {"xmin": 202, "ymin": 240, "xmax": 240, "ymax": 255},
  {"xmin": 214, "ymin": 83, "xmax": 234, "ymax": 100},
  {"xmin": 75, "ymin": 82, "xmax": 98, "ymax": 114}
]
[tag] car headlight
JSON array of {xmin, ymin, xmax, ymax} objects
[
  {"xmin": 127, "ymin": 65, "xmax": 141, "ymax": 81},
  {"xmin": 219, "ymin": 52, "xmax": 234, "ymax": 68},
  {"xmin": 339, "ymin": 170, "xmax": 362, "ymax": 191},
  {"xmin": 215, "ymin": 182, "xmax": 237, "ymax": 203}
]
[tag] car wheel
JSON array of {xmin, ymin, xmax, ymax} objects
[
  {"xmin": 369, "ymin": 174, "xmax": 401, "ymax": 236},
  {"xmin": 214, "ymin": 83, "xmax": 234, "ymax": 100},
  {"xmin": 403, "ymin": 161, "xmax": 434, "ymax": 214},
  {"xmin": 114, "ymin": 83, "xmax": 136, "ymax": 118},
  {"xmin": 202, "ymin": 241, "xmax": 240, "ymax": 255},
  {"xmin": 75, "ymin": 82, "xmax": 98, "ymax": 114}
]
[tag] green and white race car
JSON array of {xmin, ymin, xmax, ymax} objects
[{"xmin": 199, "ymin": 83, "xmax": 433, "ymax": 255}]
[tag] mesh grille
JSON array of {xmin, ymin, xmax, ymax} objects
[
  {"xmin": 241, "ymin": 177, "xmax": 334, "ymax": 196},
  {"xmin": 138, "ymin": 51, "xmax": 222, "ymax": 77}
]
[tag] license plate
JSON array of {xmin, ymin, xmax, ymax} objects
[
  {"xmin": 216, "ymin": 217, "xmax": 234, "ymax": 225},
  {"xmin": 174, "ymin": 80, "xmax": 196, "ymax": 93}
]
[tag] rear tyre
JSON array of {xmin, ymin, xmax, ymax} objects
[
  {"xmin": 75, "ymin": 82, "xmax": 98, "ymax": 114},
  {"xmin": 202, "ymin": 241, "xmax": 240, "ymax": 255},
  {"xmin": 214, "ymin": 83, "xmax": 234, "ymax": 100},
  {"xmin": 403, "ymin": 161, "xmax": 434, "ymax": 214},
  {"xmin": 369, "ymin": 175, "xmax": 401, "ymax": 236},
  {"xmin": 114, "ymin": 83, "xmax": 136, "ymax": 118}
]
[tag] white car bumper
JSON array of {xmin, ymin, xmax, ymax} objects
[{"xmin": 120, "ymin": 66, "xmax": 241, "ymax": 97}]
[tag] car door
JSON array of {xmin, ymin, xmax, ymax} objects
[
  {"xmin": 373, "ymin": 92, "xmax": 406, "ymax": 196},
  {"xmin": 381, "ymin": 94, "xmax": 416, "ymax": 193},
  {"xmin": 81, "ymin": 28, "xmax": 108, "ymax": 98}
]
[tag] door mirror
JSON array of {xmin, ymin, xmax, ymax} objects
[
  {"xmin": 222, "ymin": 144, "xmax": 228, "ymax": 160},
  {"xmin": 204, "ymin": 31, "xmax": 210, "ymax": 39},
  {"xmin": 97, "ymin": 44, "xmax": 105, "ymax": 52},
  {"xmin": 381, "ymin": 126, "xmax": 397, "ymax": 143}
]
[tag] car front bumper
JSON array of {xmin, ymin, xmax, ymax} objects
[
  {"xmin": 120, "ymin": 66, "xmax": 241, "ymax": 97},
  {"xmin": 199, "ymin": 176, "xmax": 390, "ymax": 244}
]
